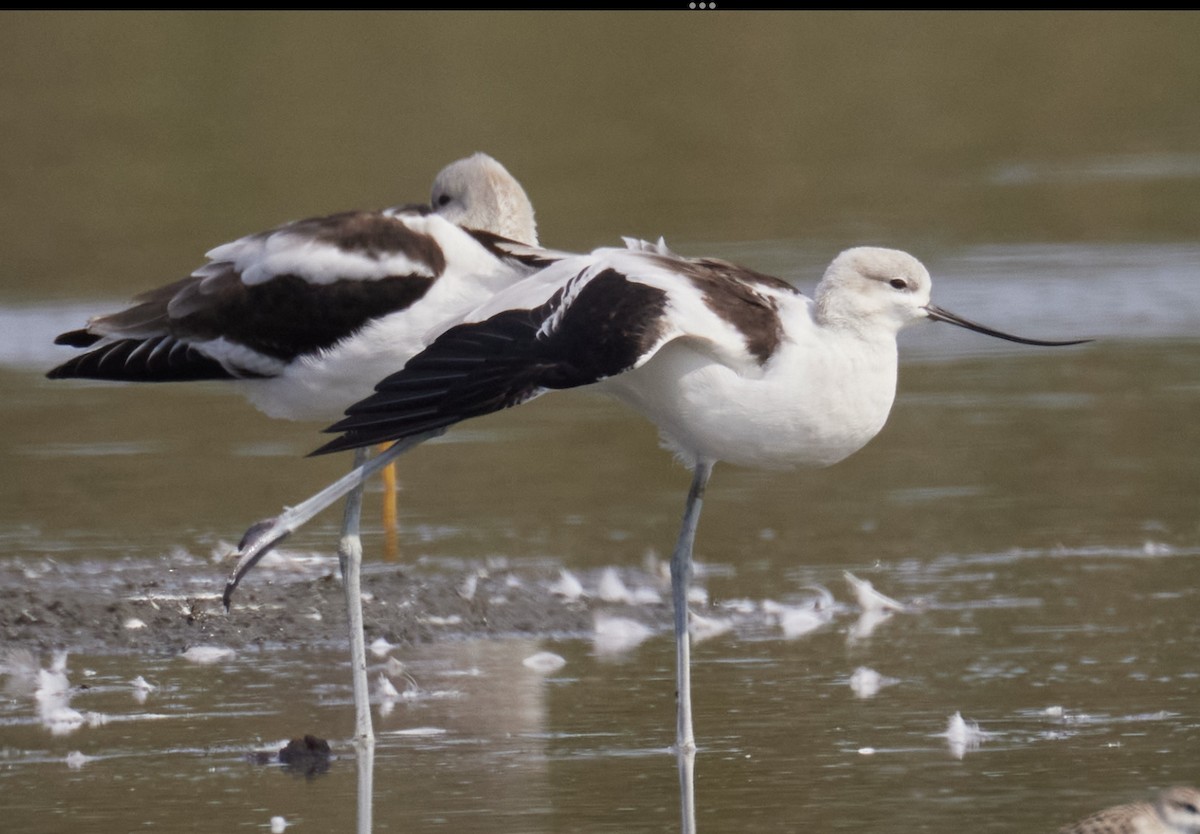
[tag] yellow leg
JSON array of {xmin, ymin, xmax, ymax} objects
[{"xmin": 378, "ymin": 443, "xmax": 400, "ymax": 562}]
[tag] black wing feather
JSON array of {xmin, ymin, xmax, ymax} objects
[
  {"xmin": 47, "ymin": 211, "xmax": 446, "ymax": 383},
  {"xmin": 45, "ymin": 336, "xmax": 243, "ymax": 382},
  {"xmin": 53, "ymin": 329, "xmax": 102, "ymax": 348},
  {"xmin": 312, "ymin": 268, "xmax": 670, "ymax": 455}
]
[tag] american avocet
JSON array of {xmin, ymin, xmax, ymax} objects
[
  {"xmin": 47, "ymin": 152, "xmax": 555, "ymax": 743},
  {"xmin": 47, "ymin": 152, "xmax": 544, "ymax": 415},
  {"xmin": 1058, "ymin": 787, "xmax": 1200, "ymax": 834},
  {"xmin": 224, "ymin": 242, "xmax": 1088, "ymax": 754}
]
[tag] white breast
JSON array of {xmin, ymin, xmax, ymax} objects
[{"xmin": 604, "ymin": 319, "xmax": 899, "ymax": 471}]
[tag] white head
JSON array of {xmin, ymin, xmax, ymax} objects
[
  {"xmin": 430, "ymin": 152, "xmax": 538, "ymax": 246},
  {"xmin": 816, "ymin": 246, "xmax": 1089, "ymax": 347},
  {"xmin": 815, "ymin": 247, "xmax": 932, "ymax": 336},
  {"xmin": 1156, "ymin": 787, "xmax": 1200, "ymax": 833}
]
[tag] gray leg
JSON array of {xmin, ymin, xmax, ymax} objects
[
  {"xmin": 223, "ymin": 428, "xmax": 445, "ymax": 607},
  {"xmin": 353, "ymin": 735, "xmax": 375, "ymax": 834},
  {"xmin": 677, "ymin": 744, "xmax": 697, "ymax": 834},
  {"xmin": 670, "ymin": 460, "xmax": 714, "ymax": 755},
  {"xmin": 339, "ymin": 447, "xmax": 373, "ymax": 745}
]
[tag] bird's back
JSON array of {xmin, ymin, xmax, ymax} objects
[{"xmin": 47, "ymin": 154, "xmax": 549, "ymax": 421}]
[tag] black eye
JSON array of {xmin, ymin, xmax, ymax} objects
[
  {"xmin": 436, "ymin": 193, "xmax": 452, "ymax": 207},
  {"xmin": 889, "ymin": 278, "xmax": 908, "ymax": 290}
]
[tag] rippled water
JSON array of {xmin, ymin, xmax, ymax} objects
[
  {"xmin": 3, "ymin": 11, "xmax": 1200, "ymax": 834},
  {"xmin": 1, "ymin": 544, "xmax": 1197, "ymax": 832}
]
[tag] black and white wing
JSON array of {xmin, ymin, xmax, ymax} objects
[
  {"xmin": 46, "ymin": 208, "xmax": 465, "ymax": 382},
  {"xmin": 47, "ymin": 151, "xmax": 551, "ymax": 387},
  {"xmin": 314, "ymin": 245, "xmax": 803, "ymax": 454}
]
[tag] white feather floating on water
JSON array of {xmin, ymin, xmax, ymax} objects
[
  {"xmin": 1, "ymin": 650, "xmax": 91, "ymax": 736},
  {"xmin": 941, "ymin": 711, "xmax": 990, "ymax": 759},
  {"xmin": 848, "ymin": 667, "xmax": 899, "ymax": 699},
  {"xmin": 181, "ymin": 645, "xmax": 236, "ymax": 665},
  {"xmin": 65, "ymin": 750, "xmax": 92, "ymax": 769},
  {"xmin": 369, "ymin": 637, "xmax": 396, "ymax": 658},
  {"xmin": 375, "ymin": 672, "xmax": 400, "ymax": 717},
  {"xmin": 762, "ymin": 590, "xmax": 836, "ymax": 640},
  {"xmin": 36, "ymin": 657, "xmax": 83, "ymax": 736},
  {"xmin": 596, "ymin": 567, "xmax": 634, "ymax": 604},
  {"xmin": 522, "ymin": 651, "xmax": 567, "ymax": 673},
  {"xmin": 593, "ymin": 614, "xmax": 653, "ymax": 656},
  {"xmin": 375, "ymin": 672, "xmax": 400, "ymax": 701},
  {"xmin": 130, "ymin": 675, "xmax": 156, "ymax": 704},
  {"xmin": 843, "ymin": 571, "xmax": 908, "ymax": 613},
  {"xmin": 549, "ymin": 569, "xmax": 585, "ymax": 601},
  {"xmin": 689, "ymin": 611, "xmax": 734, "ymax": 644}
]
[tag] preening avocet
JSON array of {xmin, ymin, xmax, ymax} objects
[
  {"xmin": 225, "ymin": 241, "xmax": 1089, "ymax": 754},
  {"xmin": 47, "ymin": 152, "xmax": 546, "ymax": 415},
  {"xmin": 47, "ymin": 152, "xmax": 555, "ymax": 743}
]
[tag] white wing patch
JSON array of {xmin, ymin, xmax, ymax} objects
[
  {"xmin": 205, "ymin": 230, "xmax": 437, "ymax": 287},
  {"xmin": 198, "ymin": 337, "xmax": 290, "ymax": 377}
]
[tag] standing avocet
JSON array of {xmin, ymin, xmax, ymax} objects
[
  {"xmin": 224, "ymin": 241, "xmax": 1088, "ymax": 755},
  {"xmin": 47, "ymin": 152, "xmax": 555, "ymax": 743}
]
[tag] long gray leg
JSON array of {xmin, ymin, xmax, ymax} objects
[
  {"xmin": 223, "ymin": 428, "xmax": 444, "ymax": 607},
  {"xmin": 339, "ymin": 447, "xmax": 373, "ymax": 745},
  {"xmin": 353, "ymin": 735, "xmax": 375, "ymax": 834},
  {"xmin": 677, "ymin": 744, "xmax": 697, "ymax": 834},
  {"xmin": 670, "ymin": 460, "xmax": 713, "ymax": 755}
]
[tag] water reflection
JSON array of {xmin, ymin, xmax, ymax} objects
[
  {"xmin": 677, "ymin": 745, "xmax": 696, "ymax": 834},
  {"xmin": 354, "ymin": 737, "xmax": 374, "ymax": 834},
  {"xmin": 0, "ymin": 540, "xmax": 1198, "ymax": 832}
]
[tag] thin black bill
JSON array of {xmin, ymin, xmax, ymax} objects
[{"xmin": 924, "ymin": 304, "xmax": 1091, "ymax": 346}]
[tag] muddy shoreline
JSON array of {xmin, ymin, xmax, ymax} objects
[{"xmin": 0, "ymin": 550, "xmax": 680, "ymax": 656}]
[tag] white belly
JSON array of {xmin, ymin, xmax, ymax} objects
[{"xmin": 604, "ymin": 335, "xmax": 899, "ymax": 471}]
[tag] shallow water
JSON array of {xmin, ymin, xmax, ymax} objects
[
  {"xmin": 1, "ymin": 545, "xmax": 1197, "ymax": 833},
  {"xmin": 3, "ymin": 11, "xmax": 1200, "ymax": 834}
]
